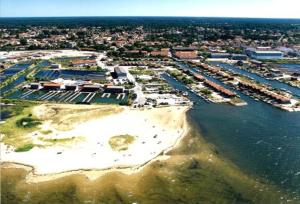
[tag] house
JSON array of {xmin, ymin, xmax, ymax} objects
[
  {"xmin": 29, "ymin": 82, "xmax": 41, "ymax": 89},
  {"xmin": 150, "ymin": 48, "xmax": 169, "ymax": 57},
  {"xmin": 71, "ymin": 59, "xmax": 97, "ymax": 67},
  {"xmin": 81, "ymin": 84, "xmax": 101, "ymax": 92},
  {"xmin": 231, "ymin": 54, "xmax": 247, "ymax": 60},
  {"xmin": 174, "ymin": 51, "xmax": 198, "ymax": 59},
  {"xmin": 50, "ymin": 64, "xmax": 61, "ymax": 69},
  {"xmin": 173, "ymin": 47, "xmax": 198, "ymax": 59},
  {"xmin": 65, "ymin": 85, "xmax": 77, "ymax": 91},
  {"xmin": 210, "ymin": 53, "xmax": 231, "ymax": 59},
  {"xmin": 42, "ymin": 82, "xmax": 61, "ymax": 90},
  {"xmin": 104, "ymin": 86, "xmax": 125, "ymax": 93}
]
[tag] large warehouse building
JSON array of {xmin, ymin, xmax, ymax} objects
[{"xmin": 246, "ymin": 48, "xmax": 283, "ymax": 59}]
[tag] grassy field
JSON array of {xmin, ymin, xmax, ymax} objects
[{"xmin": 0, "ymin": 100, "xmax": 41, "ymax": 149}]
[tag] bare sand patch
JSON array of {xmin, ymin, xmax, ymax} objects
[{"xmin": 1, "ymin": 104, "xmax": 189, "ymax": 175}]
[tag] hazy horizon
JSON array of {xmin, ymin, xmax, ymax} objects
[
  {"xmin": 1, "ymin": 0, "xmax": 300, "ymax": 19},
  {"xmin": 1, "ymin": 16, "xmax": 300, "ymax": 20}
]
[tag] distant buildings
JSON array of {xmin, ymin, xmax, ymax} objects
[
  {"xmin": 250, "ymin": 50, "xmax": 283, "ymax": 60},
  {"xmin": 173, "ymin": 47, "xmax": 198, "ymax": 59},
  {"xmin": 150, "ymin": 48, "xmax": 170, "ymax": 57},
  {"xmin": 50, "ymin": 64, "xmax": 61, "ymax": 69},
  {"xmin": 81, "ymin": 84, "xmax": 102, "ymax": 92},
  {"xmin": 210, "ymin": 53, "xmax": 231, "ymax": 59},
  {"xmin": 231, "ymin": 54, "xmax": 247, "ymax": 61},
  {"xmin": 246, "ymin": 47, "xmax": 283, "ymax": 59},
  {"xmin": 71, "ymin": 59, "xmax": 97, "ymax": 67}
]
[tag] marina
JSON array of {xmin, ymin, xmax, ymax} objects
[
  {"xmin": 212, "ymin": 62, "xmax": 300, "ymax": 97},
  {"xmin": 7, "ymin": 89, "xmax": 128, "ymax": 104},
  {"xmin": 183, "ymin": 61, "xmax": 300, "ymax": 111}
]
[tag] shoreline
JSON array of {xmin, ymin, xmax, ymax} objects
[
  {"xmin": 1, "ymin": 104, "xmax": 191, "ymax": 183},
  {"xmin": 2, "ymin": 105, "xmax": 298, "ymax": 203}
]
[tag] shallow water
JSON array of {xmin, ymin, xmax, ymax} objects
[{"xmin": 163, "ymin": 73, "xmax": 300, "ymax": 197}]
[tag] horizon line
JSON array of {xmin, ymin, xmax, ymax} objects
[{"xmin": 1, "ymin": 16, "xmax": 300, "ymax": 20}]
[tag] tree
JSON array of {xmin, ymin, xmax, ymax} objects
[{"xmin": 20, "ymin": 38, "xmax": 28, "ymax": 46}]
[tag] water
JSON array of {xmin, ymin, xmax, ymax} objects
[
  {"xmin": 7, "ymin": 89, "xmax": 128, "ymax": 105},
  {"xmin": 177, "ymin": 62, "xmax": 237, "ymax": 92},
  {"xmin": 0, "ymin": 75, "xmax": 27, "ymax": 95},
  {"xmin": 211, "ymin": 62, "xmax": 300, "ymax": 97},
  {"xmin": 279, "ymin": 64, "xmax": 300, "ymax": 73},
  {"xmin": 0, "ymin": 60, "xmax": 51, "ymax": 95},
  {"xmin": 0, "ymin": 110, "xmax": 12, "ymax": 121},
  {"xmin": 163, "ymin": 73, "xmax": 300, "ymax": 196},
  {"xmin": 0, "ymin": 63, "xmax": 31, "ymax": 82},
  {"xmin": 35, "ymin": 70, "xmax": 106, "ymax": 80}
]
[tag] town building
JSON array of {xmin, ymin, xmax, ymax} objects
[
  {"xmin": 173, "ymin": 47, "xmax": 198, "ymax": 59},
  {"xmin": 50, "ymin": 64, "xmax": 61, "ymax": 69},
  {"xmin": 210, "ymin": 53, "xmax": 231, "ymax": 58},
  {"xmin": 174, "ymin": 51, "xmax": 198, "ymax": 59},
  {"xmin": 114, "ymin": 67, "xmax": 127, "ymax": 79},
  {"xmin": 104, "ymin": 85, "xmax": 125, "ymax": 93},
  {"xmin": 71, "ymin": 59, "xmax": 97, "ymax": 67},
  {"xmin": 246, "ymin": 48, "xmax": 283, "ymax": 59},
  {"xmin": 231, "ymin": 54, "xmax": 247, "ymax": 60},
  {"xmin": 250, "ymin": 50, "xmax": 283, "ymax": 59},
  {"xmin": 81, "ymin": 84, "xmax": 102, "ymax": 92},
  {"xmin": 150, "ymin": 48, "xmax": 170, "ymax": 57}
]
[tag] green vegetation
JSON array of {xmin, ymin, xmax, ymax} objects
[
  {"xmin": 120, "ymin": 92, "xmax": 135, "ymax": 106},
  {"xmin": 16, "ymin": 117, "xmax": 41, "ymax": 128},
  {"xmin": 200, "ymin": 88, "xmax": 212, "ymax": 95},
  {"xmin": 38, "ymin": 136, "xmax": 82, "ymax": 145},
  {"xmin": 0, "ymin": 64, "xmax": 33, "ymax": 90},
  {"xmin": 167, "ymin": 70, "xmax": 194, "ymax": 85},
  {"xmin": 1, "ymin": 60, "xmax": 43, "ymax": 98},
  {"xmin": 262, "ymin": 59, "xmax": 300, "ymax": 64},
  {"xmin": 14, "ymin": 144, "xmax": 34, "ymax": 152},
  {"xmin": 129, "ymin": 67, "xmax": 155, "ymax": 76},
  {"xmin": 51, "ymin": 58, "xmax": 73, "ymax": 68},
  {"xmin": 0, "ymin": 100, "xmax": 40, "ymax": 148},
  {"xmin": 40, "ymin": 130, "xmax": 53, "ymax": 135},
  {"xmin": 230, "ymin": 97, "xmax": 246, "ymax": 105},
  {"xmin": 108, "ymin": 134, "xmax": 135, "ymax": 151}
]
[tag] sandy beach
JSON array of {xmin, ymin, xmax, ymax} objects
[{"xmin": 1, "ymin": 104, "xmax": 189, "ymax": 176}]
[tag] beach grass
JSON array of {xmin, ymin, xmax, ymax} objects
[
  {"xmin": 40, "ymin": 130, "xmax": 53, "ymax": 135},
  {"xmin": 14, "ymin": 143, "xmax": 35, "ymax": 152},
  {"xmin": 33, "ymin": 104, "xmax": 123, "ymax": 131},
  {"xmin": 0, "ymin": 100, "xmax": 40, "ymax": 148},
  {"xmin": 38, "ymin": 136, "xmax": 84, "ymax": 145},
  {"xmin": 109, "ymin": 134, "xmax": 135, "ymax": 151}
]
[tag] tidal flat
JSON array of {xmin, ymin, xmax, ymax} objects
[{"xmin": 1, "ymin": 120, "xmax": 298, "ymax": 204}]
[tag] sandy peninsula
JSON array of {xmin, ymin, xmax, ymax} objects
[{"xmin": 1, "ymin": 104, "xmax": 189, "ymax": 175}]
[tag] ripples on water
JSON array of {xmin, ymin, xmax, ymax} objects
[{"xmin": 163, "ymin": 72, "xmax": 300, "ymax": 196}]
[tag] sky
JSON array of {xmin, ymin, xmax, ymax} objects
[{"xmin": 1, "ymin": 0, "xmax": 300, "ymax": 18}]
